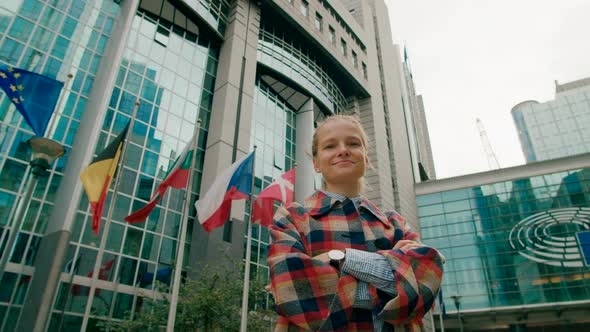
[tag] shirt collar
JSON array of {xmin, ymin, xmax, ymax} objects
[{"xmin": 305, "ymin": 190, "xmax": 390, "ymax": 228}]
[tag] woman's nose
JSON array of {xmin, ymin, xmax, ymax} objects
[{"xmin": 336, "ymin": 143, "xmax": 350, "ymax": 156}]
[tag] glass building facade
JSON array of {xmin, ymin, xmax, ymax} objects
[
  {"xmin": 512, "ymin": 78, "xmax": 590, "ymax": 163},
  {"xmin": 0, "ymin": 1, "xmax": 122, "ymax": 330},
  {"xmin": 0, "ymin": 0, "xmax": 425, "ymax": 330},
  {"xmin": 417, "ymin": 160, "xmax": 590, "ymax": 330},
  {"xmin": 257, "ymin": 25, "xmax": 347, "ymax": 114},
  {"xmin": 0, "ymin": 0, "xmax": 226, "ymax": 330}
]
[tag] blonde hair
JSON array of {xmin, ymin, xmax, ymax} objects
[{"xmin": 312, "ymin": 114, "xmax": 371, "ymax": 193}]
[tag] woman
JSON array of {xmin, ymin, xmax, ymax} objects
[{"xmin": 267, "ymin": 115, "xmax": 443, "ymax": 331}]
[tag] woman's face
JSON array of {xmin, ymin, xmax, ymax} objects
[{"xmin": 313, "ymin": 119, "xmax": 367, "ymax": 187}]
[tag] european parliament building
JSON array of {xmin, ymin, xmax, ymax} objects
[
  {"xmin": 416, "ymin": 153, "xmax": 590, "ymax": 332},
  {"xmin": 0, "ymin": 0, "xmax": 434, "ymax": 330}
]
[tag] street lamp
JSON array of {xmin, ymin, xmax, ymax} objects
[
  {"xmin": 451, "ymin": 295, "xmax": 464, "ymax": 332},
  {"xmin": 0, "ymin": 137, "xmax": 65, "ymax": 282}
]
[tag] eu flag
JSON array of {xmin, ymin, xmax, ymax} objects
[{"xmin": 0, "ymin": 65, "xmax": 64, "ymax": 136}]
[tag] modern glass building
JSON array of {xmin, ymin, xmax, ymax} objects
[
  {"xmin": 512, "ymin": 77, "xmax": 590, "ymax": 163},
  {"xmin": 0, "ymin": 0, "xmax": 434, "ymax": 331},
  {"xmin": 400, "ymin": 48, "xmax": 435, "ymax": 181},
  {"xmin": 416, "ymin": 153, "xmax": 590, "ymax": 332}
]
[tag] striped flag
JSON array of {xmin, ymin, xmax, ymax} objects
[
  {"xmin": 125, "ymin": 141, "xmax": 193, "ymax": 224},
  {"xmin": 195, "ymin": 152, "xmax": 254, "ymax": 232},
  {"xmin": 80, "ymin": 124, "xmax": 129, "ymax": 234}
]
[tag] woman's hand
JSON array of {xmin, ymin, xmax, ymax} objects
[
  {"xmin": 393, "ymin": 240, "xmax": 446, "ymax": 262},
  {"xmin": 393, "ymin": 239, "xmax": 424, "ymax": 252},
  {"xmin": 313, "ymin": 252, "xmax": 331, "ymax": 265}
]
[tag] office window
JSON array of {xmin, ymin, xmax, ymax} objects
[
  {"xmin": 362, "ymin": 62, "xmax": 367, "ymax": 79},
  {"xmin": 351, "ymin": 50, "xmax": 358, "ymax": 69},
  {"xmin": 315, "ymin": 12, "xmax": 323, "ymax": 31},
  {"xmin": 340, "ymin": 38, "xmax": 347, "ymax": 57},
  {"xmin": 300, "ymin": 0, "xmax": 309, "ymax": 17},
  {"xmin": 328, "ymin": 25, "xmax": 335, "ymax": 44}
]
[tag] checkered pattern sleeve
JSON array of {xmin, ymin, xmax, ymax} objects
[
  {"xmin": 376, "ymin": 211, "xmax": 445, "ymax": 327},
  {"xmin": 267, "ymin": 204, "xmax": 359, "ymax": 331},
  {"xmin": 341, "ymin": 249, "xmax": 397, "ymax": 298}
]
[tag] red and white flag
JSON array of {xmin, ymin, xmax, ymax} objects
[
  {"xmin": 125, "ymin": 141, "xmax": 194, "ymax": 224},
  {"xmin": 251, "ymin": 168, "xmax": 296, "ymax": 227}
]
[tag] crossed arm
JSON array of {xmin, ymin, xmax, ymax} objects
[{"xmin": 267, "ymin": 205, "xmax": 444, "ymax": 330}]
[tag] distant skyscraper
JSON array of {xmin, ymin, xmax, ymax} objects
[
  {"xmin": 512, "ymin": 77, "xmax": 590, "ymax": 163},
  {"xmin": 401, "ymin": 49, "xmax": 436, "ymax": 180}
]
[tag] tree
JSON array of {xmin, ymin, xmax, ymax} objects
[{"xmin": 101, "ymin": 260, "xmax": 276, "ymax": 331}]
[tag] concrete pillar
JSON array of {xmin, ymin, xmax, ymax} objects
[
  {"xmin": 17, "ymin": 0, "xmax": 139, "ymax": 330},
  {"xmin": 188, "ymin": 0, "xmax": 261, "ymax": 268},
  {"xmin": 295, "ymin": 98, "xmax": 315, "ymax": 203}
]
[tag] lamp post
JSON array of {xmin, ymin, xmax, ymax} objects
[
  {"xmin": 0, "ymin": 137, "xmax": 65, "ymax": 282},
  {"xmin": 451, "ymin": 295, "xmax": 464, "ymax": 332}
]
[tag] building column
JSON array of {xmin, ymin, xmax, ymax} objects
[
  {"xmin": 188, "ymin": 0, "xmax": 261, "ymax": 269},
  {"xmin": 17, "ymin": 0, "xmax": 139, "ymax": 330},
  {"xmin": 295, "ymin": 98, "xmax": 315, "ymax": 203}
]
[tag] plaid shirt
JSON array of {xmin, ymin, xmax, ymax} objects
[{"xmin": 268, "ymin": 191, "xmax": 444, "ymax": 331}]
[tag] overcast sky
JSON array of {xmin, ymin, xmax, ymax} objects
[{"xmin": 386, "ymin": 0, "xmax": 590, "ymax": 179}]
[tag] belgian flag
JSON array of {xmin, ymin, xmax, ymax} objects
[{"xmin": 80, "ymin": 124, "xmax": 129, "ymax": 234}]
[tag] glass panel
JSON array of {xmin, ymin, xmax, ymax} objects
[
  {"xmin": 112, "ymin": 292, "xmax": 134, "ymax": 319},
  {"xmin": 425, "ymin": 168, "xmax": 590, "ymax": 312},
  {"xmin": 90, "ymin": 287, "xmax": 113, "ymax": 317}
]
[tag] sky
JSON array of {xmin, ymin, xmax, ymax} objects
[{"xmin": 386, "ymin": 0, "xmax": 590, "ymax": 179}]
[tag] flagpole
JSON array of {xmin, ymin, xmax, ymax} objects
[
  {"xmin": 107, "ymin": 274, "xmax": 121, "ymax": 322},
  {"xmin": 57, "ymin": 253, "xmax": 82, "ymax": 332},
  {"xmin": 166, "ymin": 120, "xmax": 201, "ymax": 331},
  {"xmin": 0, "ymin": 139, "xmax": 65, "ymax": 285},
  {"xmin": 0, "ymin": 171, "xmax": 37, "ymax": 281},
  {"xmin": 0, "ymin": 72, "xmax": 71, "ymax": 284},
  {"xmin": 439, "ymin": 292, "xmax": 445, "ymax": 332},
  {"xmin": 240, "ymin": 145, "xmax": 257, "ymax": 332},
  {"xmin": 80, "ymin": 101, "xmax": 139, "ymax": 331}
]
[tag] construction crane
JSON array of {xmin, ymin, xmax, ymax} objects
[{"xmin": 476, "ymin": 118, "xmax": 500, "ymax": 170}]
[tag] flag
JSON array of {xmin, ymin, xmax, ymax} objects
[
  {"xmin": 93, "ymin": 259, "xmax": 115, "ymax": 280},
  {"xmin": 65, "ymin": 255, "xmax": 82, "ymax": 296},
  {"xmin": 125, "ymin": 141, "xmax": 193, "ymax": 224},
  {"xmin": 251, "ymin": 168, "xmax": 296, "ymax": 227},
  {"xmin": 65, "ymin": 255, "xmax": 82, "ymax": 274},
  {"xmin": 72, "ymin": 259, "xmax": 114, "ymax": 296},
  {"xmin": 438, "ymin": 289, "xmax": 447, "ymax": 318},
  {"xmin": 0, "ymin": 65, "xmax": 63, "ymax": 136},
  {"xmin": 2, "ymin": 275, "xmax": 32, "ymax": 302},
  {"xmin": 195, "ymin": 152, "xmax": 255, "ymax": 232},
  {"xmin": 139, "ymin": 267, "xmax": 173, "ymax": 287},
  {"xmin": 80, "ymin": 124, "xmax": 129, "ymax": 234}
]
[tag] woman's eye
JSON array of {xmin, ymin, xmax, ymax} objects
[
  {"xmin": 349, "ymin": 142, "xmax": 360, "ymax": 147},
  {"xmin": 324, "ymin": 144, "xmax": 334, "ymax": 149}
]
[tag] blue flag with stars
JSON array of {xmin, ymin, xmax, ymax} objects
[{"xmin": 0, "ymin": 65, "xmax": 64, "ymax": 136}]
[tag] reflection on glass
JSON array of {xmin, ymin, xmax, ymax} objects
[{"xmin": 419, "ymin": 168, "xmax": 590, "ymax": 311}]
